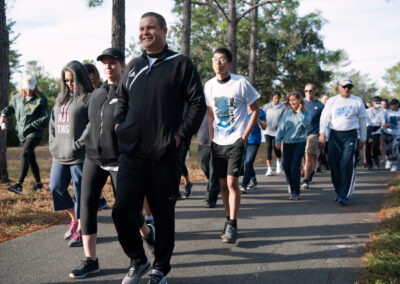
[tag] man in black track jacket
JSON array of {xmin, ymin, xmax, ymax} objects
[{"xmin": 112, "ymin": 12, "xmax": 206, "ymax": 284}]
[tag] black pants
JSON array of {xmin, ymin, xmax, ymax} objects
[
  {"xmin": 80, "ymin": 158, "xmax": 117, "ymax": 235},
  {"xmin": 112, "ymin": 154, "xmax": 178, "ymax": 275},
  {"xmin": 265, "ymin": 135, "xmax": 281, "ymax": 160},
  {"xmin": 176, "ymin": 138, "xmax": 191, "ymax": 177},
  {"xmin": 366, "ymin": 126, "xmax": 381, "ymax": 167},
  {"xmin": 282, "ymin": 142, "xmax": 306, "ymax": 195},
  {"xmin": 198, "ymin": 145, "xmax": 220, "ymax": 203},
  {"xmin": 19, "ymin": 137, "xmax": 42, "ymax": 184}
]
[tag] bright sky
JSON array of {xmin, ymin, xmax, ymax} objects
[{"xmin": 7, "ymin": 0, "xmax": 400, "ymax": 90}]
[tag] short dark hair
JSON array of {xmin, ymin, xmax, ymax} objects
[
  {"xmin": 214, "ymin": 47, "xmax": 232, "ymax": 62},
  {"xmin": 371, "ymin": 96, "xmax": 382, "ymax": 103},
  {"xmin": 272, "ymin": 90, "xmax": 281, "ymax": 98},
  {"xmin": 141, "ymin": 12, "xmax": 167, "ymax": 29}
]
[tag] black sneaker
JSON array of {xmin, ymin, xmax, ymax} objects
[
  {"xmin": 31, "ymin": 182, "xmax": 43, "ymax": 191},
  {"xmin": 301, "ymin": 180, "xmax": 309, "ymax": 190},
  {"xmin": 147, "ymin": 269, "xmax": 167, "ymax": 284},
  {"xmin": 122, "ymin": 259, "xmax": 150, "ymax": 284},
  {"xmin": 69, "ymin": 257, "xmax": 100, "ymax": 279},
  {"xmin": 222, "ymin": 223, "xmax": 238, "ymax": 244},
  {"xmin": 205, "ymin": 200, "xmax": 216, "ymax": 208},
  {"xmin": 8, "ymin": 183, "xmax": 22, "ymax": 195},
  {"xmin": 181, "ymin": 183, "xmax": 192, "ymax": 199},
  {"xmin": 143, "ymin": 224, "xmax": 155, "ymax": 255}
]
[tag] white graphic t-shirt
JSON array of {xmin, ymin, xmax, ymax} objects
[
  {"xmin": 384, "ymin": 109, "xmax": 400, "ymax": 135},
  {"xmin": 205, "ymin": 74, "xmax": 260, "ymax": 145}
]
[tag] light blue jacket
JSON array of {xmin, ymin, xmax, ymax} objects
[{"xmin": 275, "ymin": 108, "xmax": 311, "ymax": 145}]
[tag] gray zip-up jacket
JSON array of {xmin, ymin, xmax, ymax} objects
[
  {"xmin": 49, "ymin": 95, "xmax": 90, "ymax": 164},
  {"xmin": 263, "ymin": 102, "xmax": 285, "ymax": 137}
]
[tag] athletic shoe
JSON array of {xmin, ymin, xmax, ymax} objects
[
  {"xmin": 391, "ymin": 165, "xmax": 398, "ymax": 172},
  {"xmin": 64, "ymin": 220, "xmax": 78, "ymax": 240},
  {"xmin": 247, "ymin": 177, "xmax": 258, "ymax": 190},
  {"xmin": 239, "ymin": 185, "xmax": 248, "ymax": 194},
  {"xmin": 147, "ymin": 269, "xmax": 167, "ymax": 284},
  {"xmin": 222, "ymin": 223, "xmax": 237, "ymax": 244},
  {"xmin": 276, "ymin": 161, "xmax": 282, "ymax": 174},
  {"xmin": 301, "ymin": 180, "xmax": 309, "ymax": 190},
  {"xmin": 308, "ymin": 170, "xmax": 316, "ymax": 184},
  {"xmin": 69, "ymin": 257, "xmax": 100, "ymax": 279},
  {"xmin": 122, "ymin": 259, "xmax": 150, "ymax": 284},
  {"xmin": 7, "ymin": 183, "xmax": 22, "ymax": 195},
  {"xmin": 143, "ymin": 224, "xmax": 155, "ymax": 255},
  {"xmin": 220, "ymin": 221, "xmax": 229, "ymax": 239},
  {"xmin": 31, "ymin": 182, "xmax": 43, "ymax": 191},
  {"xmin": 265, "ymin": 167, "xmax": 273, "ymax": 176},
  {"xmin": 181, "ymin": 183, "xmax": 192, "ymax": 199},
  {"xmin": 205, "ymin": 200, "xmax": 216, "ymax": 208},
  {"xmin": 385, "ymin": 160, "xmax": 391, "ymax": 169},
  {"xmin": 68, "ymin": 231, "xmax": 83, "ymax": 247},
  {"xmin": 98, "ymin": 198, "xmax": 108, "ymax": 210},
  {"xmin": 337, "ymin": 198, "xmax": 348, "ymax": 206},
  {"xmin": 289, "ymin": 193, "xmax": 300, "ymax": 200}
]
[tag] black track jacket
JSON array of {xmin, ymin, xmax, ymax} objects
[
  {"xmin": 114, "ymin": 46, "xmax": 206, "ymax": 161},
  {"xmin": 85, "ymin": 82, "xmax": 119, "ymax": 166}
]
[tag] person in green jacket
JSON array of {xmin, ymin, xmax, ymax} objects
[{"xmin": 0, "ymin": 75, "xmax": 49, "ymax": 194}]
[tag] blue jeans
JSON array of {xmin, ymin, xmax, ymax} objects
[
  {"xmin": 283, "ymin": 142, "xmax": 306, "ymax": 195},
  {"xmin": 49, "ymin": 162, "xmax": 83, "ymax": 219},
  {"xmin": 242, "ymin": 143, "xmax": 260, "ymax": 187}
]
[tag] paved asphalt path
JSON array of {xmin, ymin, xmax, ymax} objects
[{"xmin": 0, "ymin": 165, "xmax": 394, "ymax": 284}]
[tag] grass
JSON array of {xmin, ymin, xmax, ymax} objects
[
  {"xmin": 0, "ymin": 143, "xmax": 268, "ymax": 242},
  {"xmin": 359, "ymin": 174, "xmax": 400, "ymax": 283}
]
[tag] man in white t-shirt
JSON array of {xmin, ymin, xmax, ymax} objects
[
  {"xmin": 205, "ymin": 47, "xmax": 260, "ymax": 244},
  {"xmin": 319, "ymin": 78, "xmax": 367, "ymax": 205}
]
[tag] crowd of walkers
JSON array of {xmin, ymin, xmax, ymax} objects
[{"xmin": 1, "ymin": 11, "xmax": 399, "ymax": 284}]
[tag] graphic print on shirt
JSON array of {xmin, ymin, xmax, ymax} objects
[
  {"xmin": 335, "ymin": 105, "xmax": 353, "ymax": 117},
  {"xmin": 214, "ymin": 96, "xmax": 236, "ymax": 135},
  {"xmin": 57, "ymin": 103, "xmax": 71, "ymax": 134},
  {"xmin": 390, "ymin": 115, "xmax": 400, "ymax": 130}
]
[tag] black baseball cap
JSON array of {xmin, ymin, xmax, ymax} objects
[
  {"xmin": 389, "ymin": 98, "xmax": 399, "ymax": 105},
  {"xmin": 97, "ymin": 48, "xmax": 125, "ymax": 62}
]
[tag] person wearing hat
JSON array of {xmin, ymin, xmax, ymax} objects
[
  {"xmin": 382, "ymin": 98, "xmax": 400, "ymax": 172},
  {"xmin": 0, "ymin": 75, "xmax": 49, "ymax": 194},
  {"xmin": 69, "ymin": 48, "xmax": 156, "ymax": 279},
  {"xmin": 365, "ymin": 96, "xmax": 385, "ymax": 169},
  {"xmin": 319, "ymin": 78, "xmax": 367, "ymax": 205}
]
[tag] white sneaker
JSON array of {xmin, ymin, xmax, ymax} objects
[
  {"xmin": 390, "ymin": 164, "xmax": 398, "ymax": 172},
  {"xmin": 265, "ymin": 167, "xmax": 273, "ymax": 176},
  {"xmin": 385, "ymin": 160, "xmax": 391, "ymax": 169},
  {"xmin": 276, "ymin": 161, "xmax": 282, "ymax": 174}
]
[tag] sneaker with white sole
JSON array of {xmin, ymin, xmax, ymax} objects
[
  {"xmin": 64, "ymin": 220, "xmax": 78, "ymax": 240},
  {"xmin": 301, "ymin": 180, "xmax": 309, "ymax": 190},
  {"xmin": 385, "ymin": 160, "xmax": 391, "ymax": 169},
  {"xmin": 7, "ymin": 183, "xmax": 22, "ymax": 195},
  {"xmin": 239, "ymin": 185, "xmax": 248, "ymax": 194},
  {"xmin": 122, "ymin": 259, "xmax": 150, "ymax": 284},
  {"xmin": 69, "ymin": 257, "xmax": 100, "ymax": 279},
  {"xmin": 265, "ymin": 167, "xmax": 273, "ymax": 176},
  {"xmin": 391, "ymin": 164, "xmax": 398, "ymax": 172},
  {"xmin": 68, "ymin": 231, "xmax": 83, "ymax": 247},
  {"xmin": 222, "ymin": 223, "xmax": 238, "ymax": 244},
  {"xmin": 276, "ymin": 161, "xmax": 282, "ymax": 174},
  {"xmin": 147, "ymin": 269, "xmax": 167, "ymax": 284}
]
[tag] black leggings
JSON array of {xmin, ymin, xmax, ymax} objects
[
  {"xmin": 19, "ymin": 137, "xmax": 42, "ymax": 184},
  {"xmin": 80, "ymin": 158, "xmax": 117, "ymax": 235},
  {"xmin": 265, "ymin": 135, "xmax": 281, "ymax": 160}
]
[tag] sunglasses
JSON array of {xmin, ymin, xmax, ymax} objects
[
  {"xmin": 342, "ymin": 85, "xmax": 353, "ymax": 90},
  {"xmin": 304, "ymin": 89, "xmax": 313, "ymax": 93}
]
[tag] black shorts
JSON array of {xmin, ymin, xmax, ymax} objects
[{"xmin": 211, "ymin": 138, "xmax": 245, "ymax": 178}]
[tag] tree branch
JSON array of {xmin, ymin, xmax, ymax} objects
[
  {"xmin": 192, "ymin": 0, "xmax": 229, "ymax": 21},
  {"xmin": 237, "ymin": 0, "xmax": 283, "ymax": 22}
]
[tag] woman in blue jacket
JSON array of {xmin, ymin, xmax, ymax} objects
[{"xmin": 275, "ymin": 92, "xmax": 311, "ymax": 200}]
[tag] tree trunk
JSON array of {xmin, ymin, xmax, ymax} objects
[
  {"xmin": 112, "ymin": 0, "xmax": 125, "ymax": 54},
  {"xmin": 248, "ymin": 0, "xmax": 258, "ymax": 86},
  {"xmin": 0, "ymin": 0, "xmax": 9, "ymax": 183},
  {"xmin": 181, "ymin": 0, "xmax": 191, "ymax": 57},
  {"xmin": 227, "ymin": 0, "xmax": 237, "ymax": 73}
]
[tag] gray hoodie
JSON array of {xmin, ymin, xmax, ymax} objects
[{"xmin": 263, "ymin": 102, "xmax": 285, "ymax": 137}]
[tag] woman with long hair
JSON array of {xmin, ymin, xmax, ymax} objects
[
  {"xmin": 1, "ymin": 75, "xmax": 49, "ymax": 194},
  {"xmin": 49, "ymin": 60, "xmax": 93, "ymax": 247},
  {"xmin": 275, "ymin": 92, "xmax": 311, "ymax": 200}
]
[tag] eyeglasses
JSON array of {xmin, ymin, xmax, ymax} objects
[
  {"xmin": 304, "ymin": 89, "xmax": 313, "ymax": 93},
  {"xmin": 212, "ymin": 57, "xmax": 228, "ymax": 64},
  {"xmin": 342, "ymin": 85, "xmax": 353, "ymax": 90},
  {"xmin": 64, "ymin": 79, "xmax": 74, "ymax": 84}
]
